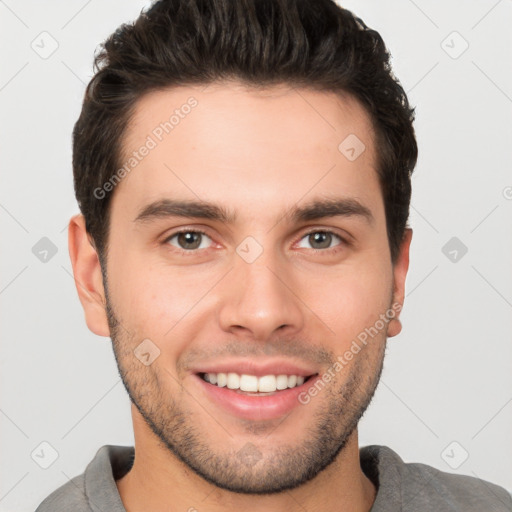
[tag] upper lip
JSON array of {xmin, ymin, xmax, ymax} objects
[{"xmin": 190, "ymin": 359, "xmax": 318, "ymax": 378}]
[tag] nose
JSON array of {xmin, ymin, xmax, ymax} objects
[{"xmin": 217, "ymin": 246, "xmax": 304, "ymax": 341}]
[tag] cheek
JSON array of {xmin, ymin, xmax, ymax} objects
[
  {"xmin": 108, "ymin": 252, "xmax": 219, "ymax": 343},
  {"xmin": 307, "ymin": 262, "xmax": 393, "ymax": 345}
]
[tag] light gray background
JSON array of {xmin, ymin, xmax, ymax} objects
[{"xmin": 1, "ymin": 1, "xmax": 511, "ymax": 511}]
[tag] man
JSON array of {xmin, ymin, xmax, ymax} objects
[{"xmin": 36, "ymin": 0, "xmax": 512, "ymax": 510}]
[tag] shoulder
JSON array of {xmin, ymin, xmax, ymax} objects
[
  {"xmin": 35, "ymin": 473, "xmax": 90, "ymax": 512},
  {"xmin": 361, "ymin": 445, "xmax": 512, "ymax": 511},
  {"xmin": 34, "ymin": 445, "xmax": 133, "ymax": 512},
  {"xmin": 401, "ymin": 457, "xmax": 512, "ymax": 510}
]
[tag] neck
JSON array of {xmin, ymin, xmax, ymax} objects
[{"xmin": 116, "ymin": 408, "xmax": 376, "ymax": 512}]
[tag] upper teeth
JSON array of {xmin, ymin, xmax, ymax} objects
[{"xmin": 203, "ymin": 373, "xmax": 306, "ymax": 392}]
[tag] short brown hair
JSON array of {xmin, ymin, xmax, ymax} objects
[{"xmin": 73, "ymin": 0, "xmax": 418, "ymax": 266}]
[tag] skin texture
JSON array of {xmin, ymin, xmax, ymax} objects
[{"xmin": 69, "ymin": 81, "xmax": 412, "ymax": 512}]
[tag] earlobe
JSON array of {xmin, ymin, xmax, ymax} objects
[
  {"xmin": 387, "ymin": 228, "xmax": 413, "ymax": 338},
  {"xmin": 68, "ymin": 214, "xmax": 110, "ymax": 337}
]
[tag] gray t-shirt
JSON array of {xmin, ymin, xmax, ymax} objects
[{"xmin": 35, "ymin": 444, "xmax": 512, "ymax": 511}]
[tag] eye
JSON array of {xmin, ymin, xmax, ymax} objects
[
  {"xmin": 164, "ymin": 230, "xmax": 213, "ymax": 251},
  {"xmin": 296, "ymin": 230, "xmax": 345, "ymax": 252},
  {"xmin": 162, "ymin": 228, "xmax": 348, "ymax": 255}
]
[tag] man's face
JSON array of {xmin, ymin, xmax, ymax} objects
[{"xmin": 100, "ymin": 82, "xmax": 405, "ymax": 493}]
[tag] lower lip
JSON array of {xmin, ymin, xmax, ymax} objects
[{"xmin": 193, "ymin": 374, "xmax": 318, "ymax": 421}]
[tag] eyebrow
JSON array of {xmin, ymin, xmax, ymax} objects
[{"xmin": 133, "ymin": 197, "xmax": 374, "ymax": 226}]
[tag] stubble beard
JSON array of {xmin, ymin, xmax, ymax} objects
[{"xmin": 104, "ymin": 290, "xmax": 386, "ymax": 495}]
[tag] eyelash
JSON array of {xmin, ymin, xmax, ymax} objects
[{"xmin": 162, "ymin": 228, "xmax": 350, "ymax": 256}]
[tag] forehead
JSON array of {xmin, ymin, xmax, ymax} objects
[{"xmin": 112, "ymin": 81, "xmax": 382, "ymax": 226}]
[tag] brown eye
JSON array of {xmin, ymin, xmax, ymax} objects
[
  {"xmin": 297, "ymin": 230, "xmax": 344, "ymax": 251},
  {"xmin": 309, "ymin": 232, "xmax": 332, "ymax": 249},
  {"xmin": 165, "ymin": 230, "xmax": 212, "ymax": 251}
]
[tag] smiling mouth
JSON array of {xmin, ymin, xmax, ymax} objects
[{"xmin": 198, "ymin": 372, "xmax": 317, "ymax": 395}]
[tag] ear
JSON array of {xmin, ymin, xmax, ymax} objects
[
  {"xmin": 387, "ymin": 228, "xmax": 412, "ymax": 338},
  {"xmin": 68, "ymin": 214, "xmax": 110, "ymax": 337}
]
